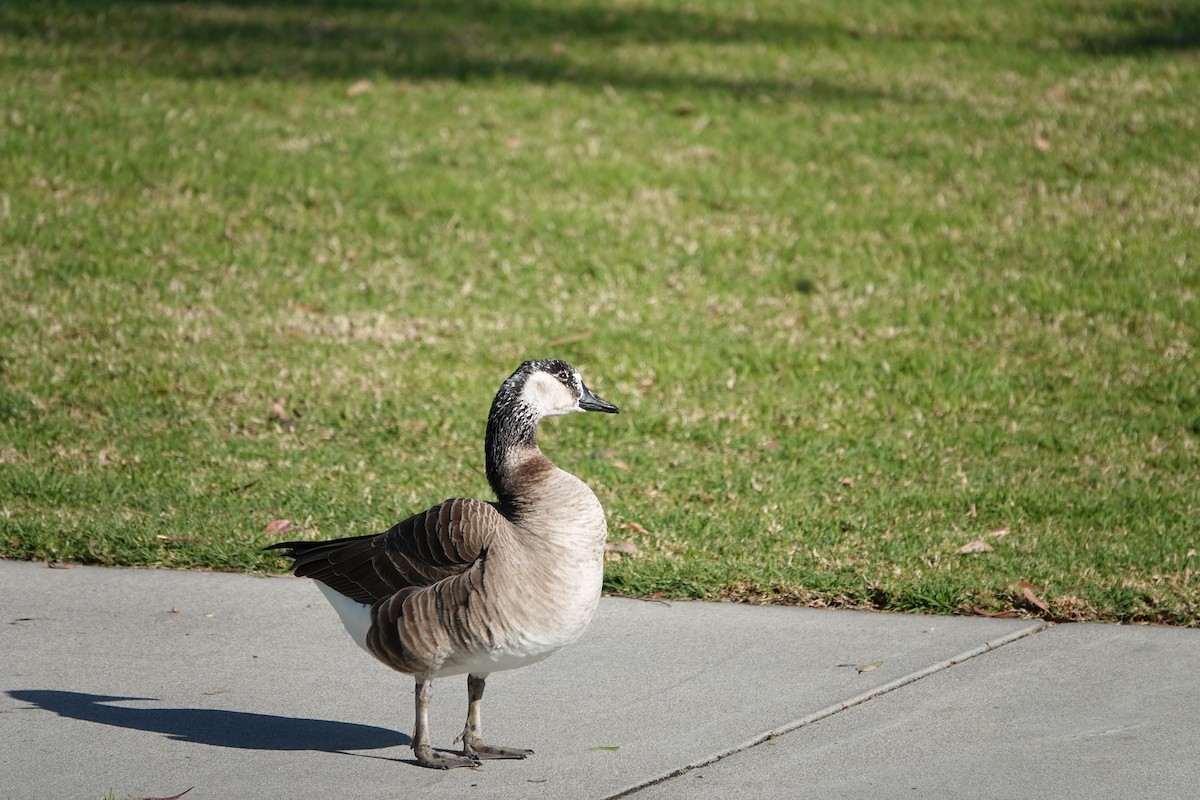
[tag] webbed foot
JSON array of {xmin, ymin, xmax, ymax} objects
[
  {"xmin": 414, "ymin": 743, "xmax": 481, "ymax": 770},
  {"xmin": 461, "ymin": 736, "xmax": 534, "ymax": 760}
]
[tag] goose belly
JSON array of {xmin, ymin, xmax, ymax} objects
[
  {"xmin": 439, "ymin": 555, "xmax": 603, "ymax": 677},
  {"xmin": 435, "ymin": 638, "xmax": 562, "ymax": 678}
]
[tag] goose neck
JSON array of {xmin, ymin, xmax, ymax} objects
[{"xmin": 485, "ymin": 401, "xmax": 544, "ymax": 507}]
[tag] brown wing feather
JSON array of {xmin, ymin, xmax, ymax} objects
[{"xmin": 266, "ymin": 498, "xmax": 507, "ymax": 605}]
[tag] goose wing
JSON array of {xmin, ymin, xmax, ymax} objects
[{"xmin": 266, "ymin": 498, "xmax": 507, "ymax": 605}]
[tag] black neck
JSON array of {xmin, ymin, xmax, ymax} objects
[{"xmin": 485, "ymin": 394, "xmax": 539, "ymax": 507}]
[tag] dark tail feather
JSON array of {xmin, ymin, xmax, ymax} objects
[
  {"xmin": 263, "ymin": 532, "xmax": 379, "ymax": 561},
  {"xmin": 264, "ymin": 532, "xmax": 391, "ymax": 604}
]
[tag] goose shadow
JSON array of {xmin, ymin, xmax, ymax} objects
[{"xmin": 7, "ymin": 690, "xmax": 411, "ymax": 752}]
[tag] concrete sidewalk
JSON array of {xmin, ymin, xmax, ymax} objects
[{"xmin": 1, "ymin": 559, "xmax": 1196, "ymax": 799}]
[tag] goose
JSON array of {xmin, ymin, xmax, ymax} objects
[{"xmin": 266, "ymin": 359, "xmax": 619, "ymax": 769}]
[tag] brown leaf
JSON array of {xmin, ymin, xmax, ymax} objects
[
  {"xmin": 611, "ymin": 459, "xmax": 631, "ymax": 472},
  {"xmin": 347, "ymin": 79, "xmax": 373, "ymax": 96},
  {"xmin": 46, "ymin": 562, "xmax": 75, "ymax": 569},
  {"xmin": 857, "ymin": 661, "xmax": 883, "ymax": 674},
  {"xmin": 956, "ymin": 539, "xmax": 994, "ymax": 554},
  {"xmin": 1022, "ymin": 585, "xmax": 1050, "ymax": 613},
  {"xmin": 140, "ymin": 789, "xmax": 194, "ymax": 800},
  {"xmin": 605, "ymin": 541, "xmax": 639, "ymax": 555},
  {"xmin": 986, "ymin": 527, "xmax": 1010, "ymax": 538},
  {"xmin": 840, "ymin": 476, "xmax": 854, "ymax": 488},
  {"xmin": 968, "ymin": 605, "xmax": 1017, "ymax": 618},
  {"xmin": 620, "ymin": 521, "xmax": 649, "ymax": 535},
  {"xmin": 264, "ymin": 519, "xmax": 293, "ymax": 534},
  {"xmin": 266, "ymin": 399, "xmax": 297, "ymax": 430},
  {"xmin": 1033, "ymin": 135, "xmax": 1052, "ymax": 151}
]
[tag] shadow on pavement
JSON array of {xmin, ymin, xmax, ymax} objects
[{"xmin": 7, "ymin": 689, "xmax": 411, "ymax": 752}]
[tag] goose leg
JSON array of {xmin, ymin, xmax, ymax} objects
[
  {"xmin": 459, "ymin": 673, "xmax": 534, "ymax": 760},
  {"xmin": 412, "ymin": 678, "xmax": 479, "ymax": 769}
]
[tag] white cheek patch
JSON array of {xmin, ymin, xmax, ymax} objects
[{"xmin": 521, "ymin": 371, "xmax": 578, "ymax": 416}]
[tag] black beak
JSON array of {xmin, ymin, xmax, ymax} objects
[{"xmin": 579, "ymin": 383, "xmax": 619, "ymax": 414}]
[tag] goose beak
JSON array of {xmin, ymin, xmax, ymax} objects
[{"xmin": 579, "ymin": 383, "xmax": 619, "ymax": 414}]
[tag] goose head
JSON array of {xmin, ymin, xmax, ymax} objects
[
  {"xmin": 518, "ymin": 359, "xmax": 619, "ymax": 418},
  {"xmin": 492, "ymin": 359, "xmax": 618, "ymax": 425},
  {"xmin": 485, "ymin": 359, "xmax": 618, "ymax": 507},
  {"xmin": 485, "ymin": 359, "xmax": 617, "ymax": 479}
]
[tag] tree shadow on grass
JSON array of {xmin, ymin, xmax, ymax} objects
[
  {"xmin": 1075, "ymin": 1, "xmax": 1200, "ymax": 54},
  {"xmin": 7, "ymin": 689, "xmax": 410, "ymax": 752},
  {"xmin": 0, "ymin": 0, "xmax": 874, "ymax": 101}
]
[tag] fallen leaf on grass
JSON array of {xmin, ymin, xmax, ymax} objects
[
  {"xmin": 986, "ymin": 527, "xmax": 1010, "ymax": 538},
  {"xmin": 1034, "ymin": 136, "xmax": 1052, "ymax": 151},
  {"xmin": 610, "ymin": 459, "xmax": 631, "ymax": 472},
  {"xmin": 347, "ymin": 79, "xmax": 373, "ymax": 96},
  {"xmin": 956, "ymin": 539, "xmax": 994, "ymax": 554},
  {"xmin": 604, "ymin": 541, "xmax": 639, "ymax": 555},
  {"xmin": 857, "ymin": 661, "xmax": 884, "ymax": 674},
  {"xmin": 267, "ymin": 399, "xmax": 298, "ymax": 432},
  {"xmin": 264, "ymin": 519, "xmax": 293, "ymax": 534},
  {"xmin": 967, "ymin": 605, "xmax": 1017, "ymax": 618},
  {"xmin": 620, "ymin": 521, "xmax": 649, "ymax": 535},
  {"xmin": 1020, "ymin": 582, "xmax": 1050, "ymax": 613}
]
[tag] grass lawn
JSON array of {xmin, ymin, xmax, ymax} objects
[{"xmin": 1, "ymin": 0, "xmax": 1197, "ymax": 625}]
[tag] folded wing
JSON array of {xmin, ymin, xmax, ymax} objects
[{"xmin": 267, "ymin": 498, "xmax": 507, "ymax": 605}]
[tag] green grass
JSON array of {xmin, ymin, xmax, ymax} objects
[{"xmin": 1, "ymin": 0, "xmax": 1197, "ymax": 625}]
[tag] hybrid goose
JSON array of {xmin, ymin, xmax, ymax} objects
[{"xmin": 267, "ymin": 359, "xmax": 619, "ymax": 769}]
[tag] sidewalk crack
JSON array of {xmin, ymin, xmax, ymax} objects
[{"xmin": 603, "ymin": 620, "xmax": 1048, "ymax": 799}]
